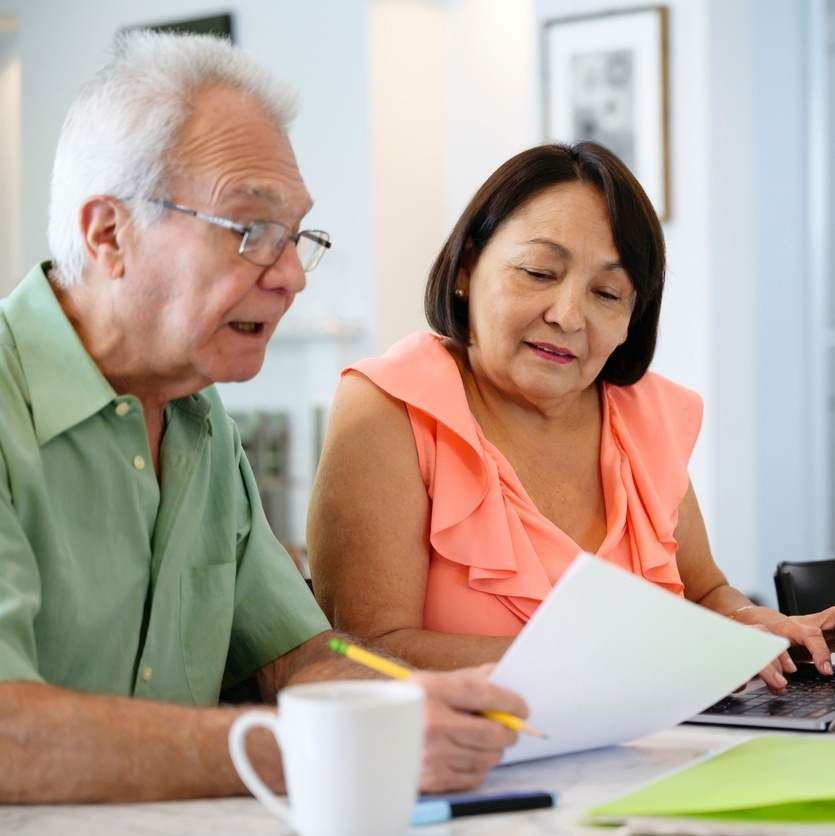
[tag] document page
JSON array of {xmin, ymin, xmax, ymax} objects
[
  {"xmin": 491, "ymin": 553, "xmax": 788, "ymax": 764},
  {"xmin": 586, "ymin": 735, "xmax": 835, "ymax": 825}
]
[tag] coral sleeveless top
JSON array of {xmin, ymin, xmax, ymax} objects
[{"xmin": 346, "ymin": 332, "xmax": 702, "ymax": 636}]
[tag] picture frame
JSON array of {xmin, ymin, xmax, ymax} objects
[
  {"xmin": 122, "ymin": 14, "xmax": 234, "ymax": 42},
  {"xmin": 543, "ymin": 6, "xmax": 670, "ymax": 220}
]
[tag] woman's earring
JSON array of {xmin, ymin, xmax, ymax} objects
[{"xmin": 454, "ymin": 288, "xmax": 466, "ymax": 299}]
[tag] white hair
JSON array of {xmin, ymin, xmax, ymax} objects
[{"xmin": 48, "ymin": 29, "xmax": 298, "ymax": 287}]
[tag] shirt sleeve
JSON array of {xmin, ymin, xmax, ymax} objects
[{"xmin": 222, "ymin": 421, "xmax": 330, "ymax": 689}]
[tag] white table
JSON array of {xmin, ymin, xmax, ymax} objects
[{"xmin": 0, "ymin": 724, "xmax": 769, "ymax": 835}]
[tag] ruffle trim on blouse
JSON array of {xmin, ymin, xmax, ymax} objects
[
  {"xmin": 604, "ymin": 384, "xmax": 694, "ymax": 596},
  {"xmin": 348, "ymin": 332, "xmax": 698, "ymax": 622}
]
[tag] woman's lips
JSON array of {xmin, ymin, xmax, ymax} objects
[{"xmin": 526, "ymin": 341, "xmax": 576, "ymax": 364}]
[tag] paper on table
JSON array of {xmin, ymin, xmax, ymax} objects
[
  {"xmin": 490, "ymin": 553, "xmax": 788, "ymax": 764},
  {"xmin": 585, "ymin": 736, "xmax": 835, "ymax": 825}
]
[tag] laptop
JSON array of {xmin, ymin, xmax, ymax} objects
[{"xmin": 688, "ymin": 650, "xmax": 835, "ymax": 733}]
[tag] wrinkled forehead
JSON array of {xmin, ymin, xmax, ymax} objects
[{"xmin": 169, "ymin": 85, "xmax": 311, "ymax": 213}]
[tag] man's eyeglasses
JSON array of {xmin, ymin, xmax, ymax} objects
[{"xmin": 146, "ymin": 199, "xmax": 331, "ymax": 271}]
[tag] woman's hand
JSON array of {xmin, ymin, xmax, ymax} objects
[
  {"xmin": 733, "ymin": 606, "xmax": 835, "ymax": 692},
  {"xmin": 409, "ymin": 664, "xmax": 528, "ymax": 793}
]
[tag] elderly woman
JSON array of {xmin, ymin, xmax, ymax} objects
[{"xmin": 307, "ymin": 142, "xmax": 835, "ymax": 690}]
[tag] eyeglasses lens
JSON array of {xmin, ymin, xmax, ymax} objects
[
  {"xmin": 296, "ymin": 232, "xmax": 329, "ymax": 272},
  {"xmin": 239, "ymin": 222, "xmax": 283, "ymax": 267},
  {"xmin": 240, "ymin": 224, "xmax": 330, "ymax": 272}
]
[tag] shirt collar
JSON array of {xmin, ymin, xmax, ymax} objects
[
  {"xmin": 169, "ymin": 391, "xmax": 213, "ymax": 426},
  {"xmin": 4, "ymin": 263, "xmax": 117, "ymax": 445}
]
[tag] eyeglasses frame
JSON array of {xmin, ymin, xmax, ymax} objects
[{"xmin": 145, "ymin": 198, "xmax": 331, "ymax": 270}]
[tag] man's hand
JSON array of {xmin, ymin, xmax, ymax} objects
[
  {"xmin": 409, "ymin": 664, "xmax": 528, "ymax": 793},
  {"xmin": 264, "ymin": 636, "xmax": 528, "ymax": 793}
]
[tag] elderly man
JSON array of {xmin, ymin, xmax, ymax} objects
[{"xmin": 0, "ymin": 30, "xmax": 526, "ymax": 803}]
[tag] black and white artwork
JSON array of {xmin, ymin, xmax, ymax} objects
[
  {"xmin": 571, "ymin": 49, "xmax": 635, "ymax": 171},
  {"xmin": 545, "ymin": 8, "xmax": 669, "ymax": 219}
]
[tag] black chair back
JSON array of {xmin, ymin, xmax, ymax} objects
[{"xmin": 774, "ymin": 558, "xmax": 835, "ymax": 615}]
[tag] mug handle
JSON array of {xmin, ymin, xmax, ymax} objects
[{"xmin": 229, "ymin": 710, "xmax": 294, "ymax": 825}]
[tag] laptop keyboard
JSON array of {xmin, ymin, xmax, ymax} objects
[{"xmin": 702, "ymin": 666, "xmax": 835, "ymax": 720}]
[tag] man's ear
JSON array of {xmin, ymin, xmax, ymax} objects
[{"xmin": 78, "ymin": 196, "xmax": 132, "ymax": 279}]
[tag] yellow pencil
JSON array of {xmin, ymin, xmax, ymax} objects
[{"xmin": 328, "ymin": 637, "xmax": 546, "ymax": 739}]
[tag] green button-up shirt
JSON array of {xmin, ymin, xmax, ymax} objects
[{"xmin": 0, "ymin": 264, "xmax": 330, "ymax": 705}]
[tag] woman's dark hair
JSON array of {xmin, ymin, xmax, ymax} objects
[{"xmin": 424, "ymin": 141, "xmax": 665, "ymax": 386}]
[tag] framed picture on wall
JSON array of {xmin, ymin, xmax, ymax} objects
[
  {"xmin": 543, "ymin": 6, "xmax": 670, "ymax": 220},
  {"xmin": 121, "ymin": 14, "xmax": 234, "ymax": 41}
]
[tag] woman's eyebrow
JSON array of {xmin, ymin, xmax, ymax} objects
[
  {"xmin": 524, "ymin": 238, "xmax": 627, "ymax": 275},
  {"xmin": 524, "ymin": 238, "xmax": 571, "ymax": 259},
  {"xmin": 525, "ymin": 238, "xmax": 623, "ymax": 268}
]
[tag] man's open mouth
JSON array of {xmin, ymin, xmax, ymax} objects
[{"xmin": 230, "ymin": 322, "xmax": 263, "ymax": 334}]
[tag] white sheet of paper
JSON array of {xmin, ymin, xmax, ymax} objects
[{"xmin": 490, "ymin": 553, "xmax": 788, "ymax": 764}]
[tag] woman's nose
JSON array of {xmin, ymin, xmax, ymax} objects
[{"xmin": 544, "ymin": 285, "xmax": 585, "ymax": 331}]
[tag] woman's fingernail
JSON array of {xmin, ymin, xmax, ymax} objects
[{"xmin": 825, "ymin": 661, "xmax": 832, "ymax": 676}]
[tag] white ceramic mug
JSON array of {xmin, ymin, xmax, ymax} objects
[{"xmin": 229, "ymin": 679, "xmax": 425, "ymax": 836}]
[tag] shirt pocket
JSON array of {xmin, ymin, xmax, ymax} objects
[{"xmin": 180, "ymin": 563, "xmax": 236, "ymax": 705}]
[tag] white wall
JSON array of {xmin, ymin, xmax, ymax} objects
[
  {"xmin": 370, "ymin": 0, "xmax": 446, "ymax": 350},
  {"xmin": 751, "ymin": 2, "xmax": 820, "ymax": 597},
  {"xmin": 0, "ymin": 14, "xmax": 20, "ymax": 296},
  {"xmin": 443, "ymin": 0, "xmax": 537, "ymax": 226}
]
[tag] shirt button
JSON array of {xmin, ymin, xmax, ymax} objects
[
  {"xmin": 132, "ymin": 455, "xmax": 146, "ymax": 470},
  {"xmin": 141, "ymin": 666, "xmax": 153, "ymax": 682},
  {"xmin": 115, "ymin": 402, "xmax": 131, "ymax": 417}
]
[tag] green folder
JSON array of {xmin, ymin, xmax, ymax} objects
[{"xmin": 586, "ymin": 736, "xmax": 835, "ymax": 825}]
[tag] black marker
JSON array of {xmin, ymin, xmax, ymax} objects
[{"xmin": 411, "ymin": 790, "xmax": 558, "ymax": 825}]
